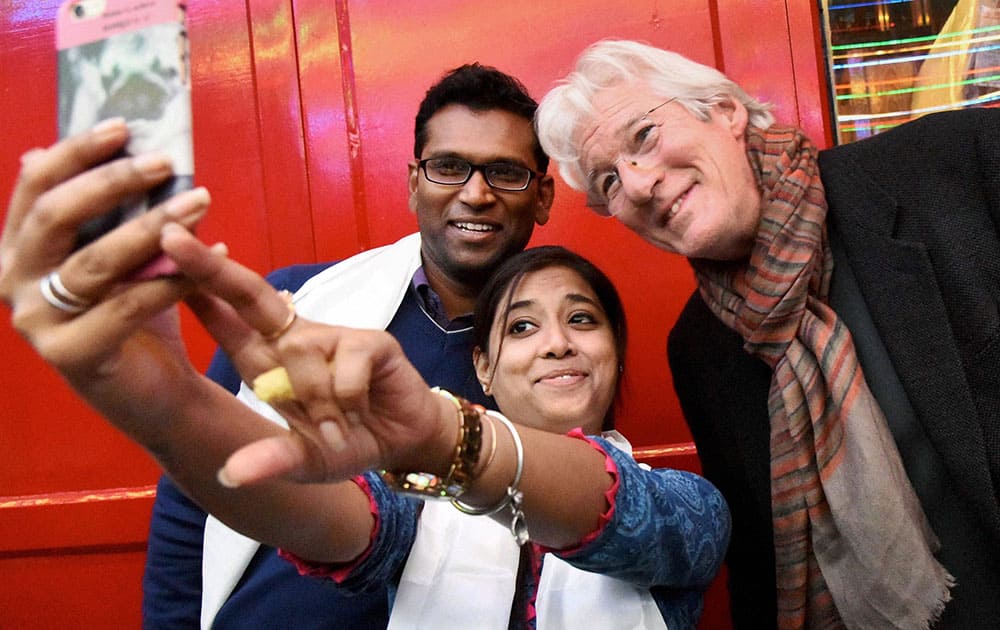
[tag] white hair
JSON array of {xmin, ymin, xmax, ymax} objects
[{"xmin": 536, "ymin": 39, "xmax": 774, "ymax": 191}]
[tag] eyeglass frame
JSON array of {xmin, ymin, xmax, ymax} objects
[
  {"xmin": 417, "ymin": 157, "xmax": 543, "ymax": 192},
  {"xmin": 585, "ymin": 97, "xmax": 678, "ymax": 217}
]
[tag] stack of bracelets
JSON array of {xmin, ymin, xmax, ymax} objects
[{"xmin": 378, "ymin": 387, "xmax": 528, "ymax": 545}]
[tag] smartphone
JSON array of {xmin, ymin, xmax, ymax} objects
[{"xmin": 56, "ymin": 0, "xmax": 192, "ymax": 267}]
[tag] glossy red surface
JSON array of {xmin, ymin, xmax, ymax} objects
[{"xmin": 0, "ymin": 1, "xmax": 832, "ymax": 626}]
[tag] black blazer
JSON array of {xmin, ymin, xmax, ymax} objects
[{"xmin": 669, "ymin": 109, "xmax": 1000, "ymax": 629}]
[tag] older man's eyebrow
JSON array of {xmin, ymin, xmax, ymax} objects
[
  {"xmin": 585, "ymin": 112, "xmax": 650, "ymax": 182},
  {"xmin": 622, "ymin": 109, "xmax": 651, "ymax": 131}
]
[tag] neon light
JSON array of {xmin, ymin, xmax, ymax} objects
[
  {"xmin": 836, "ymin": 72, "xmax": 1000, "ymax": 100},
  {"xmin": 833, "ymin": 42, "xmax": 1000, "ymax": 70},
  {"xmin": 836, "ymin": 94, "xmax": 1000, "ymax": 123},
  {"xmin": 828, "ymin": 0, "xmax": 911, "ymax": 10},
  {"xmin": 839, "ymin": 101, "xmax": 1000, "ymax": 133},
  {"xmin": 831, "ymin": 27, "xmax": 1000, "ymax": 59},
  {"xmin": 831, "ymin": 24, "xmax": 1000, "ymax": 51}
]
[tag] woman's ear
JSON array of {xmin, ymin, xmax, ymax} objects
[{"xmin": 473, "ymin": 347, "xmax": 492, "ymax": 395}]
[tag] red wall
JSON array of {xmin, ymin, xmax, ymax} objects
[{"xmin": 0, "ymin": 1, "xmax": 832, "ymax": 626}]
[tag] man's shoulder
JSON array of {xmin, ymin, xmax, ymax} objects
[
  {"xmin": 668, "ymin": 291, "xmax": 719, "ymax": 341},
  {"xmin": 819, "ymin": 108, "xmax": 998, "ymax": 165},
  {"xmin": 265, "ymin": 262, "xmax": 338, "ymax": 292},
  {"xmin": 269, "ymin": 233, "xmax": 422, "ymax": 295},
  {"xmin": 267, "ymin": 233, "xmax": 420, "ymax": 292},
  {"xmin": 667, "ymin": 291, "xmax": 743, "ymax": 364}
]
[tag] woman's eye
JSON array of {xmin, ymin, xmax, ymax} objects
[
  {"xmin": 508, "ymin": 319, "xmax": 537, "ymax": 335},
  {"xmin": 569, "ymin": 311, "xmax": 598, "ymax": 326}
]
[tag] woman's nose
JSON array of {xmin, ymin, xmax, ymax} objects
[{"xmin": 541, "ymin": 325, "xmax": 575, "ymax": 358}]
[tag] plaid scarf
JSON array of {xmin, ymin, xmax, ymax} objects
[{"xmin": 691, "ymin": 126, "xmax": 953, "ymax": 629}]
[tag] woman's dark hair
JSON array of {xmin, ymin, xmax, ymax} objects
[{"xmin": 473, "ymin": 246, "xmax": 627, "ymax": 430}]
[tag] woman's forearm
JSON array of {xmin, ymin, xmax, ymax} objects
[
  {"xmin": 77, "ymin": 365, "xmax": 376, "ymax": 564},
  {"xmin": 457, "ymin": 419, "xmax": 614, "ymax": 550}
]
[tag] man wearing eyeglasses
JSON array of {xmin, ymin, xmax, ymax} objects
[
  {"xmin": 537, "ymin": 39, "xmax": 999, "ymax": 630},
  {"xmin": 143, "ymin": 63, "xmax": 553, "ymax": 629}
]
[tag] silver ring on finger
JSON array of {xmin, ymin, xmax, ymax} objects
[{"xmin": 39, "ymin": 271, "xmax": 92, "ymax": 314}]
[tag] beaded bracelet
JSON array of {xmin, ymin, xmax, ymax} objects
[
  {"xmin": 378, "ymin": 387, "xmax": 484, "ymax": 500},
  {"xmin": 452, "ymin": 411, "xmax": 529, "ymax": 546}
]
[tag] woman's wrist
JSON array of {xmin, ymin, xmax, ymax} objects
[
  {"xmin": 378, "ymin": 387, "xmax": 486, "ymax": 499},
  {"xmin": 452, "ymin": 411, "xmax": 528, "ymax": 544}
]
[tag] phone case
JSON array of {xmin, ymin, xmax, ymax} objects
[{"xmin": 56, "ymin": 0, "xmax": 192, "ymax": 254}]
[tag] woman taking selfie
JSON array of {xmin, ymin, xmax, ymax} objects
[{"xmin": 0, "ymin": 127, "xmax": 729, "ymax": 628}]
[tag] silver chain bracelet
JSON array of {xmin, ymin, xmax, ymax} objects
[{"xmin": 451, "ymin": 411, "xmax": 528, "ymax": 545}]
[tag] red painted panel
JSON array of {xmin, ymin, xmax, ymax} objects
[
  {"xmin": 717, "ymin": 0, "xmax": 833, "ymax": 147},
  {"xmin": 0, "ymin": 0, "xmax": 266, "ymax": 497},
  {"xmin": 787, "ymin": 0, "xmax": 835, "ymax": 148},
  {"xmin": 0, "ymin": 493, "xmax": 154, "ymax": 553},
  {"xmin": 243, "ymin": 0, "xmax": 316, "ymax": 268},
  {"xmin": 294, "ymin": 0, "xmax": 365, "ymax": 261},
  {"xmin": 0, "ymin": 2, "xmax": 162, "ymax": 498},
  {"xmin": 0, "ymin": 548, "xmax": 146, "ymax": 627},
  {"xmin": 0, "ymin": 0, "xmax": 833, "ymax": 626},
  {"xmin": 185, "ymin": 0, "xmax": 278, "ymax": 276}
]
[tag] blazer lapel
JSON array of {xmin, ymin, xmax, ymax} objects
[{"xmin": 822, "ymin": 150, "xmax": 1000, "ymax": 542}]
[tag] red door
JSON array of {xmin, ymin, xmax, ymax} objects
[{"xmin": 0, "ymin": 1, "xmax": 831, "ymax": 626}]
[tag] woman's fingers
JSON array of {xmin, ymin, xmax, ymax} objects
[
  {"xmin": 1, "ymin": 120, "xmax": 212, "ymax": 341},
  {"xmin": 3, "ymin": 119, "xmax": 129, "ymax": 247},
  {"xmin": 273, "ymin": 324, "xmax": 361, "ymax": 430},
  {"xmin": 218, "ymin": 436, "xmax": 315, "ymax": 487},
  {"xmin": 164, "ymin": 224, "xmax": 375, "ymax": 431},
  {"xmin": 218, "ymin": 422, "xmax": 345, "ymax": 486},
  {"xmin": 164, "ymin": 226, "xmax": 359, "ymax": 438},
  {"xmin": 48, "ymin": 188, "xmax": 211, "ymax": 310},
  {"xmin": 161, "ymin": 223, "xmax": 295, "ymax": 339},
  {"xmin": 2, "ymin": 193, "xmax": 211, "ymax": 368},
  {"xmin": 25, "ymin": 276, "xmax": 192, "ymax": 374},
  {"xmin": 163, "ymin": 226, "xmax": 442, "ymax": 469},
  {"xmin": 7, "ymin": 131, "xmax": 177, "ymax": 275}
]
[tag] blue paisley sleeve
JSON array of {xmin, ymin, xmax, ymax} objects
[
  {"xmin": 555, "ymin": 436, "xmax": 731, "ymax": 588},
  {"xmin": 330, "ymin": 470, "xmax": 420, "ymax": 594}
]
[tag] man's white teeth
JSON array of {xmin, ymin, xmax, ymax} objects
[
  {"xmin": 669, "ymin": 197, "xmax": 682, "ymax": 217},
  {"xmin": 455, "ymin": 222, "xmax": 494, "ymax": 232}
]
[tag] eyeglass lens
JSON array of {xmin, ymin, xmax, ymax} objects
[
  {"xmin": 422, "ymin": 158, "xmax": 533, "ymax": 191},
  {"xmin": 586, "ymin": 98, "xmax": 677, "ymax": 216}
]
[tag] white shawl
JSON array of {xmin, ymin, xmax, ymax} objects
[
  {"xmin": 388, "ymin": 432, "xmax": 668, "ymax": 630},
  {"xmin": 200, "ymin": 233, "xmax": 422, "ymax": 628},
  {"xmin": 200, "ymin": 234, "xmax": 666, "ymax": 628}
]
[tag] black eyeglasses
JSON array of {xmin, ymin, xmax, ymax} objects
[{"xmin": 418, "ymin": 158, "xmax": 541, "ymax": 192}]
